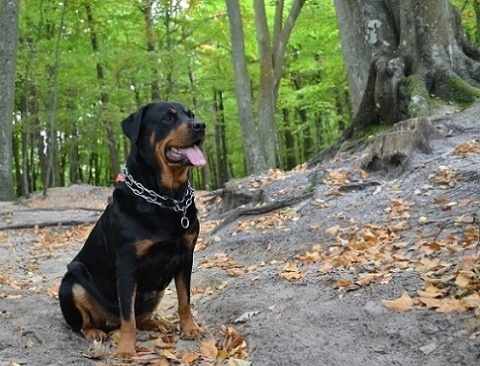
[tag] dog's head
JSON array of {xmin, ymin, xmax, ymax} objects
[{"xmin": 122, "ymin": 102, "xmax": 206, "ymax": 189}]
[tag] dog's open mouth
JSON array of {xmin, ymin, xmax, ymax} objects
[{"xmin": 165, "ymin": 143, "xmax": 206, "ymax": 166}]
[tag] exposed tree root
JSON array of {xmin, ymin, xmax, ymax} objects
[{"xmin": 211, "ymin": 192, "xmax": 314, "ymax": 234}]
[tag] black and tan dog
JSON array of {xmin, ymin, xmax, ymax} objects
[{"xmin": 59, "ymin": 102, "xmax": 206, "ymax": 358}]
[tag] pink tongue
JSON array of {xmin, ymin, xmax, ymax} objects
[{"xmin": 182, "ymin": 146, "xmax": 206, "ymax": 166}]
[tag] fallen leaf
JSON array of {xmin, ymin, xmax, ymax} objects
[
  {"xmin": 200, "ymin": 338, "xmax": 218, "ymax": 359},
  {"xmin": 382, "ymin": 292, "xmax": 414, "ymax": 312}
]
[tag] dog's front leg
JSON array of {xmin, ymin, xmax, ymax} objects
[
  {"xmin": 174, "ymin": 255, "xmax": 202, "ymax": 340},
  {"xmin": 113, "ymin": 260, "xmax": 138, "ymax": 358}
]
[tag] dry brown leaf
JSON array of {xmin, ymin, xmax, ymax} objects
[
  {"xmin": 282, "ymin": 262, "xmax": 299, "ymax": 272},
  {"xmin": 154, "ymin": 338, "xmax": 175, "ymax": 349},
  {"xmin": 47, "ymin": 284, "xmax": 59, "ymax": 298},
  {"xmin": 181, "ymin": 352, "xmax": 201, "ymax": 363},
  {"xmin": 325, "ymin": 225, "xmax": 341, "ymax": 236},
  {"xmin": 382, "ymin": 292, "xmax": 414, "ymax": 312},
  {"xmin": 200, "ymin": 338, "xmax": 218, "ymax": 359},
  {"xmin": 279, "ymin": 271, "xmax": 308, "ymax": 282}
]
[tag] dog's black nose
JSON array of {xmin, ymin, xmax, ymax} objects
[{"xmin": 191, "ymin": 121, "xmax": 206, "ymax": 132}]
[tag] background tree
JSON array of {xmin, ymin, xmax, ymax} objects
[
  {"xmin": 334, "ymin": 0, "xmax": 480, "ymax": 138},
  {"xmin": 226, "ymin": 0, "xmax": 306, "ymax": 173},
  {"xmin": 0, "ymin": 0, "xmax": 19, "ymax": 201}
]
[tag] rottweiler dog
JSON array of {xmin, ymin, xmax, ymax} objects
[{"xmin": 59, "ymin": 102, "xmax": 206, "ymax": 358}]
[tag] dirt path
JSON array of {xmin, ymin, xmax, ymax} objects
[{"xmin": 1, "ymin": 106, "xmax": 480, "ymax": 366}]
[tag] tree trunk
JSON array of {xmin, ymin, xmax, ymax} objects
[
  {"xmin": 0, "ymin": 0, "xmax": 19, "ymax": 201},
  {"xmin": 213, "ymin": 89, "xmax": 230, "ymax": 188},
  {"xmin": 254, "ymin": 0, "xmax": 306, "ymax": 169},
  {"xmin": 44, "ymin": 0, "xmax": 67, "ymax": 196},
  {"xmin": 282, "ymin": 108, "xmax": 296, "ymax": 169},
  {"xmin": 85, "ymin": 3, "xmax": 121, "ymax": 178},
  {"xmin": 225, "ymin": 0, "xmax": 268, "ymax": 174},
  {"xmin": 142, "ymin": 0, "xmax": 161, "ymax": 101},
  {"xmin": 334, "ymin": 0, "xmax": 480, "ymax": 137}
]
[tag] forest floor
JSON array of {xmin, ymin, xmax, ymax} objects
[{"xmin": 1, "ymin": 105, "xmax": 480, "ymax": 366}]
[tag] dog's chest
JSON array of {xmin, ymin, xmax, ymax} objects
[{"xmin": 134, "ymin": 240, "xmax": 190, "ymax": 291}]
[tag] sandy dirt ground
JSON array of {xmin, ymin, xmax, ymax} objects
[{"xmin": 1, "ymin": 105, "xmax": 480, "ymax": 366}]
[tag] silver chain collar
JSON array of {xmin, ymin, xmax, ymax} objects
[{"xmin": 122, "ymin": 167, "xmax": 195, "ymax": 229}]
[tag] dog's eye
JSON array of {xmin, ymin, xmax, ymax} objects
[
  {"xmin": 164, "ymin": 109, "xmax": 177, "ymax": 124},
  {"xmin": 186, "ymin": 110, "xmax": 195, "ymax": 119}
]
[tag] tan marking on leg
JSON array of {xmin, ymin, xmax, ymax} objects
[
  {"xmin": 72, "ymin": 284, "xmax": 117, "ymax": 341},
  {"xmin": 113, "ymin": 287, "xmax": 137, "ymax": 359},
  {"xmin": 175, "ymin": 276, "xmax": 201, "ymax": 339}
]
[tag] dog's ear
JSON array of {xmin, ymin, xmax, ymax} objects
[{"xmin": 121, "ymin": 105, "xmax": 148, "ymax": 144}]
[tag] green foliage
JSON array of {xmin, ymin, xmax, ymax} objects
[{"xmin": 14, "ymin": 0, "xmax": 349, "ymax": 192}]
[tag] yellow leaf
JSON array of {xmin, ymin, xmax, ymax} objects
[{"xmin": 382, "ymin": 292, "xmax": 414, "ymax": 312}]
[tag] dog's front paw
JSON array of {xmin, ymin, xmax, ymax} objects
[
  {"xmin": 82, "ymin": 327, "xmax": 107, "ymax": 342},
  {"xmin": 113, "ymin": 348, "xmax": 138, "ymax": 359},
  {"xmin": 180, "ymin": 319, "xmax": 202, "ymax": 340}
]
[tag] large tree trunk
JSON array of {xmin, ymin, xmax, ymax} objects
[
  {"xmin": 334, "ymin": 0, "xmax": 480, "ymax": 137},
  {"xmin": 0, "ymin": 0, "xmax": 19, "ymax": 201}
]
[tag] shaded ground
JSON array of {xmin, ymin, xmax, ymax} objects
[{"xmin": 1, "ymin": 105, "xmax": 480, "ymax": 365}]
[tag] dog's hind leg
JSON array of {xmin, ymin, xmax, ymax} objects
[{"xmin": 59, "ymin": 266, "xmax": 118, "ymax": 341}]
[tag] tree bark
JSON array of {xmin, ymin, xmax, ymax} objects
[
  {"xmin": 334, "ymin": 0, "xmax": 480, "ymax": 137},
  {"xmin": 226, "ymin": 0, "xmax": 268, "ymax": 174},
  {"xmin": 0, "ymin": 0, "xmax": 19, "ymax": 200},
  {"xmin": 142, "ymin": 0, "xmax": 161, "ymax": 101},
  {"xmin": 213, "ymin": 89, "xmax": 230, "ymax": 188},
  {"xmin": 85, "ymin": 3, "xmax": 121, "ymax": 178},
  {"xmin": 254, "ymin": 0, "xmax": 306, "ymax": 169},
  {"xmin": 44, "ymin": 0, "xmax": 67, "ymax": 196}
]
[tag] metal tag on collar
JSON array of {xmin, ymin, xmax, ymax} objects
[{"xmin": 181, "ymin": 216, "xmax": 190, "ymax": 229}]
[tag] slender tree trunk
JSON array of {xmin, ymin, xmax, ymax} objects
[
  {"xmin": 143, "ymin": 0, "xmax": 161, "ymax": 101},
  {"xmin": 0, "ymin": 0, "xmax": 19, "ymax": 200},
  {"xmin": 85, "ymin": 3, "xmax": 121, "ymax": 177},
  {"xmin": 282, "ymin": 108, "xmax": 296, "ymax": 169},
  {"xmin": 253, "ymin": 0, "xmax": 306, "ymax": 168},
  {"xmin": 213, "ymin": 89, "xmax": 230, "ymax": 187},
  {"xmin": 20, "ymin": 92, "xmax": 31, "ymax": 198},
  {"xmin": 44, "ymin": 0, "xmax": 67, "ymax": 196},
  {"xmin": 12, "ymin": 132, "xmax": 21, "ymax": 195},
  {"xmin": 226, "ymin": 0, "xmax": 267, "ymax": 174}
]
